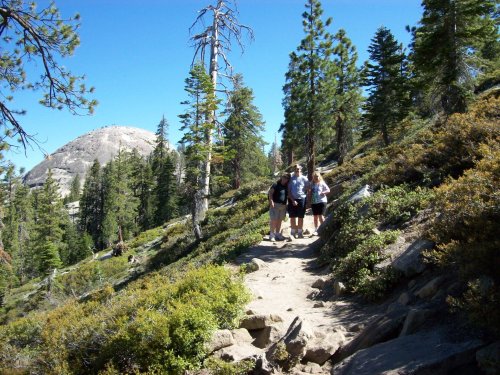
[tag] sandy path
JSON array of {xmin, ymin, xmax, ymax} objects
[{"xmin": 234, "ymin": 214, "xmax": 341, "ymax": 331}]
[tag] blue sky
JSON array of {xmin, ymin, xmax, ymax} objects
[{"xmin": 6, "ymin": 0, "xmax": 422, "ymax": 172}]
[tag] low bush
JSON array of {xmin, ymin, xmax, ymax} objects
[
  {"xmin": 426, "ymin": 142, "xmax": 500, "ymax": 335},
  {"xmin": 0, "ymin": 265, "xmax": 250, "ymax": 374}
]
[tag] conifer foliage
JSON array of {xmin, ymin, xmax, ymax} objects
[
  {"xmin": 363, "ymin": 27, "xmax": 409, "ymax": 145},
  {"xmin": 411, "ymin": 0, "xmax": 498, "ymax": 114}
]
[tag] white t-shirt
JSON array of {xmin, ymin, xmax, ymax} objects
[{"xmin": 311, "ymin": 181, "xmax": 330, "ymax": 204}]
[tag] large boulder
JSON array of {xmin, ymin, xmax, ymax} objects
[
  {"xmin": 303, "ymin": 329, "xmax": 345, "ymax": 365},
  {"xmin": 332, "ymin": 330, "xmax": 483, "ymax": 375}
]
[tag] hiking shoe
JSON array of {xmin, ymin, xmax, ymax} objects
[
  {"xmin": 297, "ymin": 232, "xmax": 304, "ymax": 239},
  {"xmin": 312, "ymin": 231, "xmax": 318, "ymax": 236},
  {"xmin": 275, "ymin": 233, "xmax": 286, "ymax": 241},
  {"xmin": 269, "ymin": 234, "xmax": 275, "ymax": 241}
]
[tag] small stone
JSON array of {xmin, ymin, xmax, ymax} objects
[
  {"xmin": 349, "ymin": 323, "xmax": 365, "ymax": 332},
  {"xmin": 311, "ymin": 278, "xmax": 326, "ymax": 289},
  {"xmin": 313, "ymin": 301, "xmax": 326, "ymax": 308},
  {"xmin": 398, "ymin": 292, "xmax": 411, "ymax": 305}
]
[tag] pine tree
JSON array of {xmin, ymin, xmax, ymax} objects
[
  {"xmin": 2, "ymin": 167, "xmax": 34, "ymax": 282},
  {"xmin": 282, "ymin": 0, "xmax": 334, "ymax": 178},
  {"xmin": 330, "ymin": 29, "xmax": 362, "ymax": 164},
  {"xmin": 179, "ymin": 63, "xmax": 219, "ymax": 239},
  {"xmin": 79, "ymin": 160, "xmax": 103, "ymax": 249},
  {"xmin": 64, "ymin": 174, "xmax": 81, "ymax": 204},
  {"xmin": 410, "ymin": 0, "xmax": 498, "ymax": 114},
  {"xmin": 154, "ymin": 154, "xmax": 178, "ymax": 226},
  {"xmin": 0, "ymin": 1, "xmax": 97, "ymax": 149},
  {"xmin": 152, "ymin": 116, "xmax": 170, "ymax": 173},
  {"xmin": 34, "ymin": 170, "xmax": 64, "ymax": 275},
  {"xmin": 101, "ymin": 160, "xmax": 118, "ymax": 248},
  {"xmin": 222, "ymin": 74, "xmax": 267, "ymax": 189},
  {"xmin": 363, "ymin": 26, "xmax": 410, "ymax": 145}
]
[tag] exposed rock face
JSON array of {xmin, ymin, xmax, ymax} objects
[{"xmin": 23, "ymin": 126, "xmax": 160, "ymax": 197}]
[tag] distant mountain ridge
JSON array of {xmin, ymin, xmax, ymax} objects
[{"xmin": 24, "ymin": 126, "xmax": 160, "ymax": 197}]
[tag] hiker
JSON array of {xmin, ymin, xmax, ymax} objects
[
  {"xmin": 268, "ymin": 173, "xmax": 291, "ymax": 241},
  {"xmin": 310, "ymin": 171, "xmax": 330, "ymax": 235},
  {"xmin": 288, "ymin": 164, "xmax": 309, "ymax": 238}
]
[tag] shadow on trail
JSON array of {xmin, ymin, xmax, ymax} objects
[{"xmin": 233, "ymin": 237, "xmax": 325, "ymax": 270}]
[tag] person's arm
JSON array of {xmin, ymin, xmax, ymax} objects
[
  {"xmin": 268, "ymin": 186, "xmax": 275, "ymax": 208},
  {"xmin": 321, "ymin": 182, "xmax": 330, "ymax": 197}
]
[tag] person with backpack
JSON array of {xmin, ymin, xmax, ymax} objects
[{"xmin": 268, "ymin": 173, "xmax": 290, "ymax": 241}]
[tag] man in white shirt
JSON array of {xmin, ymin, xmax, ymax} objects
[{"xmin": 287, "ymin": 164, "xmax": 309, "ymax": 238}]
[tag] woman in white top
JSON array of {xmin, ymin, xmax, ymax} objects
[{"xmin": 310, "ymin": 171, "xmax": 330, "ymax": 235}]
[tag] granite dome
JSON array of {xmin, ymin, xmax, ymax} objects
[{"xmin": 24, "ymin": 126, "xmax": 160, "ymax": 197}]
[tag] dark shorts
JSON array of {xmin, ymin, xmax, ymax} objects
[
  {"xmin": 311, "ymin": 202, "xmax": 326, "ymax": 216},
  {"xmin": 288, "ymin": 198, "xmax": 306, "ymax": 218}
]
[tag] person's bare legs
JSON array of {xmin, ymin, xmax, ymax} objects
[{"xmin": 290, "ymin": 217, "xmax": 297, "ymax": 236}]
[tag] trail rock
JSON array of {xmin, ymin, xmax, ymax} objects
[
  {"xmin": 283, "ymin": 316, "xmax": 314, "ymax": 359},
  {"xmin": 312, "ymin": 278, "xmax": 327, "ymax": 289},
  {"xmin": 247, "ymin": 258, "xmax": 267, "ymax": 272},
  {"xmin": 332, "ymin": 330, "xmax": 483, "ymax": 375},
  {"xmin": 334, "ymin": 281, "xmax": 346, "ymax": 296},
  {"xmin": 231, "ymin": 328, "xmax": 254, "ymax": 344},
  {"xmin": 206, "ymin": 329, "xmax": 235, "ymax": 353},
  {"xmin": 304, "ymin": 330, "xmax": 345, "ymax": 365},
  {"xmin": 415, "ymin": 276, "xmax": 446, "ymax": 299},
  {"xmin": 336, "ymin": 308, "xmax": 408, "ymax": 361},
  {"xmin": 399, "ymin": 309, "xmax": 434, "ymax": 336},
  {"xmin": 240, "ymin": 314, "xmax": 283, "ymax": 330},
  {"xmin": 216, "ymin": 342, "xmax": 264, "ymax": 363},
  {"xmin": 392, "ymin": 239, "xmax": 433, "ymax": 277},
  {"xmin": 252, "ymin": 325, "xmax": 284, "ymax": 349},
  {"xmin": 476, "ymin": 341, "xmax": 500, "ymax": 375}
]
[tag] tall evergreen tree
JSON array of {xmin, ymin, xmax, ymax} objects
[
  {"xmin": 34, "ymin": 170, "xmax": 64, "ymax": 275},
  {"xmin": 64, "ymin": 174, "xmax": 81, "ymax": 204},
  {"xmin": 223, "ymin": 74, "xmax": 267, "ymax": 189},
  {"xmin": 179, "ymin": 63, "xmax": 219, "ymax": 239},
  {"xmin": 154, "ymin": 155, "xmax": 178, "ymax": 226},
  {"xmin": 79, "ymin": 160, "xmax": 103, "ymax": 249},
  {"xmin": 152, "ymin": 115, "xmax": 170, "ymax": 173},
  {"xmin": 330, "ymin": 29, "xmax": 362, "ymax": 164},
  {"xmin": 363, "ymin": 27, "xmax": 409, "ymax": 145},
  {"xmin": 282, "ymin": 0, "xmax": 334, "ymax": 178},
  {"xmin": 410, "ymin": 0, "xmax": 498, "ymax": 114},
  {"xmin": 2, "ymin": 167, "xmax": 34, "ymax": 282}
]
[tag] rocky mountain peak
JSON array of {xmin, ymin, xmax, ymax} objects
[{"xmin": 23, "ymin": 126, "xmax": 162, "ymax": 197}]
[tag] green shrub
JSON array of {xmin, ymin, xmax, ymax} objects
[
  {"xmin": 204, "ymin": 357, "xmax": 254, "ymax": 375},
  {"xmin": 0, "ymin": 265, "xmax": 250, "ymax": 374},
  {"xmin": 426, "ymin": 142, "xmax": 500, "ymax": 336}
]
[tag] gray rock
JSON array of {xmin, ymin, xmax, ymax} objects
[
  {"xmin": 217, "ymin": 342, "xmax": 264, "ymax": 363},
  {"xmin": 398, "ymin": 292, "xmax": 411, "ymax": 305},
  {"xmin": 334, "ymin": 281, "xmax": 346, "ymax": 296},
  {"xmin": 206, "ymin": 329, "xmax": 235, "ymax": 353},
  {"xmin": 399, "ymin": 309, "xmax": 434, "ymax": 336},
  {"xmin": 336, "ymin": 308, "xmax": 408, "ymax": 361},
  {"xmin": 332, "ymin": 330, "xmax": 483, "ymax": 375},
  {"xmin": 476, "ymin": 341, "xmax": 500, "ymax": 375},
  {"xmin": 240, "ymin": 314, "xmax": 283, "ymax": 331},
  {"xmin": 231, "ymin": 328, "xmax": 254, "ymax": 344},
  {"xmin": 304, "ymin": 330, "xmax": 345, "ymax": 365},
  {"xmin": 347, "ymin": 185, "xmax": 372, "ymax": 203},
  {"xmin": 415, "ymin": 276, "xmax": 446, "ymax": 299},
  {"xmin": 23, "ymin": 126, "xmax": 161, "ymax": 196},
  {"xmin": 392, "ymin": 238, "xmax": 433, "ymax": 277},
  {"xmin": 312, "ymin": 278, "xmax": 327, "ymax": 289},
  {"xmin": 246, "ymin": 258, "xmax": 267, "ymax": 272},
  {"xmin": 252, "ymin": 325, "xmax": 284, "ymax": 349},
  {"xmin": 283, "ymin": 316, "xmax": 314, "ymax": 359}
]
